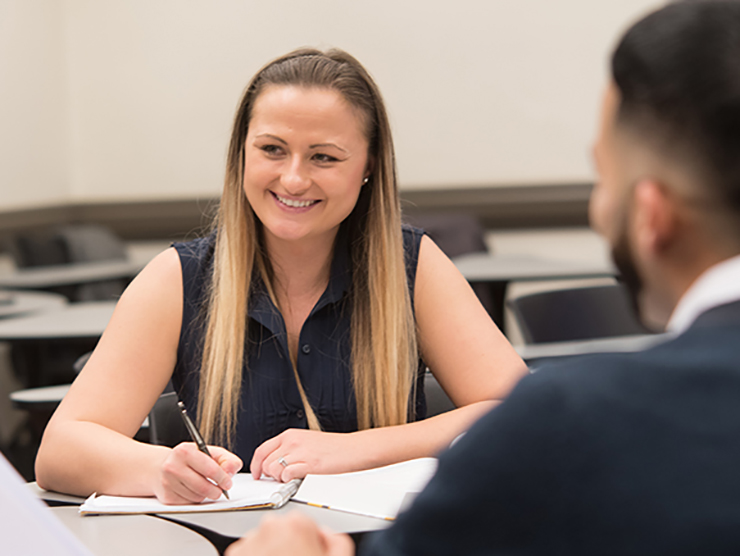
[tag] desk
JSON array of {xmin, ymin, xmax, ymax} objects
[
  {"xmin": 0, "ymin": 301, "xmax": 115, "ymax": 340},
  {"xmin": 31, "ymin": 483, "xmax": 387, "ymax": 554},
  {"xmin": 165, "ymin": 499, "xmax": 390, "ymax": 538},
  {"xmin": 0, "ymin": 290, "xmax": 68, "ymax": 319},
  {"xmin": 49, "ymin": 506, "xmax": 217, "ymax": 556},
  {"xmin": 516, "ymin": 333, "xmax": 673, "ymax": 362},
  {"xmin": 11, "ymin": 384, "xmax": 71, "ymax": 412},
  {"xmin": 0, "ymin": 260, "xmax": 144, "ymax": 290},
  {"xmin": 452, "ymin": 253, "xmax": 616, "ymax": 328},
  {"xmin": 0, "ymin": 301, "xmax": 115, "ymax": 389}
]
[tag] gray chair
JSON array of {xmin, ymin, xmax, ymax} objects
[
  {"xmin": 6, "ymin": 224, "xmax": 129, "ymax": 302},
  {"xmin": 424, "ymin": 371, "xmax": 455, "ymax": 417},
  {"xmin": 507, "ymin": 284, "xmax": 652, "ymax": 344},
  {"xmin": 55, "ymin": 225, "xmax": 129, "ymax": 301},
  {"xmin": 147, "ymin": 391, "xmax": 189, "ymax": 447},
  {"xmin": 404, "ymin": 212, "xmax": 494, "ymax": 316}
]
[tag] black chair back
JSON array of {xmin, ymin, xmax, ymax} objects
[
  {"xmin": 148, "ymin": 391, "xmax": 189, "ymax": 447},
  {"xmin": 508, "ymin": 284, "xmax": 652, "ymax": 344}
]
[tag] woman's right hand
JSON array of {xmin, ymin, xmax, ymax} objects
[{"xmin": 153, "ymin": 443, "xmax": 243, "ymax": 504}]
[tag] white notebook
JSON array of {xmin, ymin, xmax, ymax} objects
[
  {"xmin": 293, "ymin": 457, "xmax": 438, "ymax": 520},
  {"xmin": 79, "ymin": 475, "xmax": 300, "ymax": 515},
  {"xmin": 78, "ymin": 457, "xmax": 438, "ymax": 520}
]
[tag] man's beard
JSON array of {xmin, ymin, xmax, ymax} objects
[{"xmin": 611, "ymin": 228, "xmax": 646, "ymax": 327}]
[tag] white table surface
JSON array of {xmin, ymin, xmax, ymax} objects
[
  {"xmin": 11, "ymin": 383, "xmax": 71, "ymax": 405},
  {"xmin": 49, "ymin": 506, "xmax": 217, "ymax": 556},
  {"xmin": 31, "ymin": 483, "xmax": 389, "ymax": 542},
  {"xmin": 0, "ymin": 259, "xmax": 144, "ymax": 289},
  {"xmin": 453, "ymin": 252, "xmax": 616, "ymax": 282},
  {"xmin": 165, "ymin": 499, "xmax": 391, "ymax": 538},
  {"xmin": 0, "ymin": 290, "xmax": 68, "ymax": 318},
  {"xmin": 516, "ymin": 333, "xmax": 673, "ymax": 361},
  {"xmin": 0, "ymin": 300, "xmax": 115, "ymax": 340}
]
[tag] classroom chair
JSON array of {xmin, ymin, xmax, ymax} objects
[{"xmin": 507, "ymin": 283, "xmax": 652, "ymax": 344}]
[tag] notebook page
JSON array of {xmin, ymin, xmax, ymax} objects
[
  {"xmin": 79, "ymin": 474, "xmax": 293, "ymax": 515},
  {"xmin": 293, "ymin": 457, "xmax": 438, "ymax": 520}
]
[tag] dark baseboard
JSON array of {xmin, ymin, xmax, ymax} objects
[
  {"xmin": 0, "ymin": 183, "xmax": 592, "ymax": 246},
  {"xmin": 401, "ymin": 183, "xmax": 592, "ymax": 229}
]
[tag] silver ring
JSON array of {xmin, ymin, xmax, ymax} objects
[{"xmin": 278, "ymin": 456, "xmax": 289, "ymax": 468}]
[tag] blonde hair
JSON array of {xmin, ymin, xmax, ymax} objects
[{"xmin": 197, "ymin": 48, "xmax": 417, "ymax": 445}]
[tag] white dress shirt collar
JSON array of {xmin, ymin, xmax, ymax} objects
[{"xmin": 667, "ymin": 254, "xmax": 740, "ymax": 334}]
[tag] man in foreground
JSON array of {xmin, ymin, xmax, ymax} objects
[{"xmin": 229, "ymin": 2, "xmax": 740, "ymax": 554}]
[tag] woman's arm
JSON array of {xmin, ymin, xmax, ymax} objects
[
  {"xmin": 251, "ymin": 236, "xmax": 527, "ymax": 481},
  {"xmin": 35, "ymin": 248, "xmax": 241, "ymax": 501},
  {"xmin": 414, "ymin": 235, "xmax": 527, "ymax": 406}
]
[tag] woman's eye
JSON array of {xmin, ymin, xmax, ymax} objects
[
  {"xmin": 260, "ymin": 145, "xmax": 283, "ymax": 156},
  {"xmin": 313, "ymin": 153, "xmax": 339, "ymax": 163}
]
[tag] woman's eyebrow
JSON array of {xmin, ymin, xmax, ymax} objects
[
  {"xmin": 255, "ymin": 133, "xmax": 287, "ymax": 145},
  {"xmin": 309, "ymin": 142, "xmax": 348, "ymax": 153}
]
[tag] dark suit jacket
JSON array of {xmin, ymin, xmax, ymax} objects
[{"xmin": 362, "ymin": 300, "xmax": 740, "ymax": 555}]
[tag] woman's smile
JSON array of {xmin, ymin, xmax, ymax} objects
[{"xmin": 270, "ymin": 191, "xmax": 321, "ymax": 212}]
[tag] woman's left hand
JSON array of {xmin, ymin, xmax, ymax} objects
[{"xmin": 250, "ymin": 429, "xmax": 365, "ymax": 482}]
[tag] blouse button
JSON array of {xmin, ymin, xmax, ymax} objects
[
  {"xmin": 296, "ymin": 409, "xmax": 305, "ymax": 419},
  {"xmin": 301, "ymin": 344, "xmax": 311, "ymax": 355}
]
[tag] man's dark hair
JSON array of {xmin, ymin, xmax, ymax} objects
[{"xmin": 611, "ymin": 1, "xmax": 740, "ymax": 210}]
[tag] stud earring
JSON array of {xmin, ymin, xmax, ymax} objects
[{"xmin": 362, "ymin": 176, "xmax": 369, "ymax": 185}]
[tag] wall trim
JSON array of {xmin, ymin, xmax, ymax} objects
[{"xmin": 0, "ymin": 183, "xmax": 593, "ymax": 246}]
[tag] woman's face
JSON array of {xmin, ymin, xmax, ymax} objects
[{"xmin": 243, "ymin": 85, "xmax": 370, "ymax": 248}]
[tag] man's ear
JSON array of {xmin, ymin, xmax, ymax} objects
[{"xmin": 632, "ymin": 179, "xmax": 678, "ymax": 255}]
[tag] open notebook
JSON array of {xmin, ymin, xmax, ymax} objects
[{"xmin": 79, "ymin": 457, "xmax": 437, "ymax": 520}]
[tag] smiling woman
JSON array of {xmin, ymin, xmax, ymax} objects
[
  {"xmin": 35, "ymin": 48, "xmax": 527, "ymax": 504},
  {"xmin": 244, "ymin": 86, "xmax": 368, "ymax": 246}
]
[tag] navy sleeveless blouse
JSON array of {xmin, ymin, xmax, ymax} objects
[{"xmin": 171, "ymin": 225, "xmax": 427, "ymax": 464}]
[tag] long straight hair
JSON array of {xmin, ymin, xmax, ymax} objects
[{"xmin": 197, "ymin": 48, "xmax": 417, "ymax": 444}]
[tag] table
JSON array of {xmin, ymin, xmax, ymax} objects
[
  {"xmin": 164, "ymin": 499, "xmax": 391, "ymax": 538},
  {"xmin": 11, "ymin": 384, "xmax": 71, "ymax": 412},
  {"xmin": 515, "ymin": 333, "xmax": 673, "ymax": 363},
  {"xmin": 0, "ymin": 301, "xmax": 115, "ymax": 340},
  {"xmin": 0, "ymin": 301, "xmax": 115, "ymax": 390},
  {"xmin": 30, "ymin": 483, "xmax": 388, "ymax": 554},
  {"xmin": 49, "ymin": 506, "xmax": 218, "ymax": 556},
  {"xmin": 452, "ymin": 252, "xmax": 616, "ymax": 329},
  {"xmin": 0, "ymin": 260, "xmax": 144, "ymax": 290},
  {"xmin": 0, "ymin": 290, "xmax": 67, "ymax": 319}
]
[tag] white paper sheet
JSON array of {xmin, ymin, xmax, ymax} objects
[{"xmin": 293, "ymin": 457, "xmax": 438, "ymax": 520}]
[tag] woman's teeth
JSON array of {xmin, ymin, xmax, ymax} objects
[{"xmin": 275, "ymin": 193, "xmax": 318, "ymax": 208}]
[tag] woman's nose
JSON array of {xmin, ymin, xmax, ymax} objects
[{"xmin": 281, "ymin": 156, "xmax": 311, "ymax": 195}]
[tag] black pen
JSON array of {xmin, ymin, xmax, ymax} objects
[{"xmin": 177, "ymin": 401, "xmax": 230, "ymax": 500}]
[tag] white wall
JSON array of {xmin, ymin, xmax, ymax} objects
[
  {"xmin": 0, "ymin": 0, "xmax": 69, "ymax": 210},
  {"xmin": 2, "ymin": 0, "xmax": 660, "ymax": 209}
]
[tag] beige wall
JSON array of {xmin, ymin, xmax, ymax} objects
[
  {"xmin": 0, "ymin": 0, "xmax": 69, "ymax": 210},
  {"xmin": 2, "ymin": 0, "xmax": 660, "ymax": 210}
]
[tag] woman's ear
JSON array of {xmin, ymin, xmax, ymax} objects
[{"xmin": 364, "ymin": 155, "xmax": 375, "ymax": 182}]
